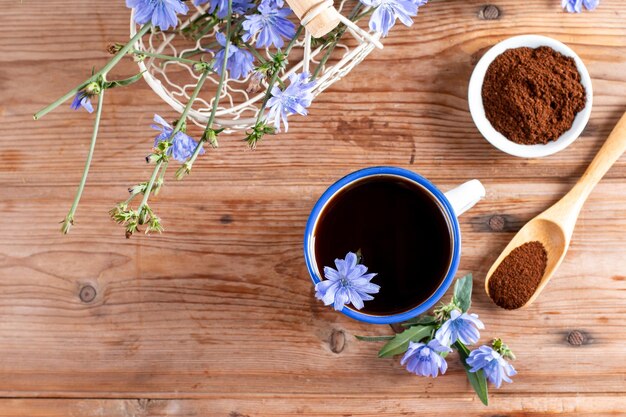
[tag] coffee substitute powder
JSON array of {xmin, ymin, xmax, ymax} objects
[
  {"xmin": 482, "ymin": 46, "xmax": 586, "ymax": 145},
  {"xmin": 488, "ymin": 241, "xmax": 548, "ymax": 309}
]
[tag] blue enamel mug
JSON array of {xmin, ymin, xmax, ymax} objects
[{"xmin": 304, "ymin": 167, "xmax": 485, "ymax": 324}]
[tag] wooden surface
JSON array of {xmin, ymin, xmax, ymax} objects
[
  {"xmin": 1, "ymin": 0, "xmax": 625, "ymax": 415},
  {"xmin": 485, "ymin": 112, "xmax": 626, "ymax": 308}
]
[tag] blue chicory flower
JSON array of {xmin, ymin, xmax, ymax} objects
[
  {"xmin": 435, "ymin": 309, "xmax": 485, "ymax": 346},
  {"xmin": 401, "ymin": 339, "xmax": 451, "ymax": 378},
  {"xmin": 194, "ymin": 0, "xmax": 255, "ymax": 19},
  {"xmin": 359, "ymin": 0, "xmax": 427, "ymax": 37},
  {"xmin": 562, "ymin": 0, "xmax": 598, "ymax": 12},
  {"xmin": 466, "ymin": 345, "xmax": 517, "ymax": 389},
  {"xmin": 213, "ymin": 32, "xmax": 255, "ymax": 80},
  {"xmin": 242, "ymin": 4, "xmax": 296, "ymax": 49},
  {"xmin": 71, "ymin": 90, "xmax": 94, "ymax": 113},
  {"xmin": 260, "ymin": 0, "xmax": 285, "ymax": 8},
  {"xmin": 266, "ymin": 72, "xmax": 316, "ymax": 132},
  {"xmin": 151, "ymin": 114, "xmax": 204, "ymax": 162},
  {"xmin": 562, "ymin": 0, "xmax": 582, "ymax": 12},
  {"xmin": 315, "ymin": 252, "xmax": 380, "ymax": 311},
  {"xmin": 126, "ymin": 0, "xmax": 189, "ymax": 31}
]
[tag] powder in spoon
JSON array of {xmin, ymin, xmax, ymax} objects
[
  {"xmin": 482, "ymin": 46, "xmax": 586, "ymax": 145},
  {"xmin": 488, "ymin": 241, "xmax": 548, "ymax": 309}
]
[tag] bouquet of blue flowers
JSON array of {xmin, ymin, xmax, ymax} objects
[
  {"xmin": 357, "ymin": 274, "xmax": 516, "ymax": 406},
  {"xmin": 34, "ymin": 0, "xmax": 598, "ymax": 237},
  {"xmin": 33, "ymin": 0, "xmax": 431, "ymax": 237}
]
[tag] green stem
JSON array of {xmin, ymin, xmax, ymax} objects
[
  {"xmin": 455, "ymin": 341, "xmax": 489, "ymax": 406},
  {"xmin": 181, "ymin": 40, "xmax": 220, "ymax": 59},
  {"xmin": 255, "ymin": 26, "xmax": 304, "ymax": 124},
  {"xmin": 181, "ymin": 48, "xmax": 205, "ymax": 59},
  {"xmin": 185, "ymin": 132, "xmax": 208, "ymax": 171},
  {"xmin": 194, "ymin": 20, "xmax": 220, "ymax": 40},
  {"xmin": 136, "ymin": 68, "xmax": 212, "ymax": 213},
  {"xmin": 124, "ymin": 192, "xmax": 139, "ymax": 206},
  {"xmin": 311, "ymin": 41, "xmax": 338, "ymax": 79},
  {"xmin": 353, "ymin": 8, "xmax": 374, "ymax": 21},
  {"xmin": 346, "ymin": 3, "xmax": 366, "ymax": 24},
  {"xmin": 154, "ymin": 160, "xmax": 169, "ymax": 195},
  {"xmin": 34, "ymin": 24, "xmax": 152, "ymax": 120},
  {"xmin": 242, "ymin": 41, "xmax": 267, "ymax": 64},
  {"xmin": 131, "ymin": 49, "xmax": 204, "ymax": 65},
  {"xmin": 184, "ymin": 0, "xmax": 235, "ymax": 174},
  {"xmin": 61, "ymin": 89, "xmax": 106, "ymax": 234},
  {"xmin": 183, "ymin": 11, "xmax": 211, "ymax": 29},
  {"xmin": 136, "ymin": 159, "xmax": 162, "ymax": 216},
  {"xmin": 242, "ymin": 42, "xmax": 285, "ymax": 88},
  {"xmin": 198, "ymin": 15, "xmax": 244, "ymax": 43},
  {"xmin": 158, "ymin": 161, "xmax": 169, "ymax": 184},
  {"xmin": 312, "ymin": 3, "xmax": 364, "ymax": 79},
  {"xmin": 204, "ymin": 0, "xmax": 233, "ymax": 131}
]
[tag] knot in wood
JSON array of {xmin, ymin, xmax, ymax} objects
[
  {"xmin": 229, "ymin": 412, "xmax": 251, "ymax": 417},
  {"xmin": 489, "ymin": 215, "xmax": 506, "ymax": 231},
  {"xmin": 567, "ymin": 330, "xmax": 586, "ymax": 346},
  {"xmin": 330, "ymin": 329, "xmax": 346, "ymax": 353},
  {"xmin": 478, "ymin": 4, "xmax": 501, "ymax": 20},
  {"xmin": 79, "ymin": 285, "xmax": 97, "ymax": 303},
  {"xmin": 106, "ymin": 43, "xmax": 119, "ymax": 55}
]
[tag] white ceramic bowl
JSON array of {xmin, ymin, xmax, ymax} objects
[{"xmin": 468, "ymin": 35, "xmax": 593, "ymax": 158}]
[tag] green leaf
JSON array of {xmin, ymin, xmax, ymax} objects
[
  {"xmin": 401, "ymin": 315, "xmax": 436, "ymax": 326},
  {"xmin": 354, "ymin": 335, "xmax": 395, "ymax": 342},
  {"xmin": 455, "ymin": 341, "xmax": 488, "ymax": 406},
  {"xmin": 453, "ymin": 273, "xmax": 473, "ymax": 312},
  {"xmin": 104, "ymin": 71, "xmax": 146, "ymax": 89},
  {"xmin": 377, "ymin": 325, "xmax": 433, "ymax": 358}
]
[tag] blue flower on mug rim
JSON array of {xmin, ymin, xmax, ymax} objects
[{"xmin": 315, "ymin": 251, "xmax": 380, "ymax": 311}]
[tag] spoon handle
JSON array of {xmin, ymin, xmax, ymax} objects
[
  {"xmin": 542, "ymin": 111, "xmax": 626, "ymax": 232},
  {"xmin": 575, "ymin": 111, "xmax": 626, "ymax": 199}
]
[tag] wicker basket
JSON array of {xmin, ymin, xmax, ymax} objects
[{"xmin": 129, "ymin": 0, "xmax": 382, "ymax": 130}]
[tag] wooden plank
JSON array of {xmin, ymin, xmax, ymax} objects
[
  {"xmin": 0, "ymin": 183, "xmax": 624, "ymax": 397},
  {"xmin": 0, "ymin": 0, "xmax": 625, "ymax": 415},
  {"xmin": 0, "ymin": 395, "xmax": 624, "ymax": 417},
  {"xmin": 3, "ymin": 3, "xmax": 626, "ymax": 187}
]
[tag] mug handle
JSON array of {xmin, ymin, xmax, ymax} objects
[{"xmin": 444, "ymin": 180, "xmax": 486, "ymax": 216}]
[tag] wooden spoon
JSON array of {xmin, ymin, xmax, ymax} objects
[{"xmin": 485, "ymin": 111, "xmax": 626, "ymax": 308}]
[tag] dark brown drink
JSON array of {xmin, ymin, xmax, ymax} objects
[{"xmin": 313, "ymin": 175, "xmax": 453, "ymax": 315}]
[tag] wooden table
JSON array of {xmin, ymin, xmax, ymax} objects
[{"xmin": 1, "ymin": 1, "xmax": 625, "ymax": 415}]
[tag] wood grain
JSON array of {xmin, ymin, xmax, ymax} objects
[
  {"xmin": 0, "ymin": 0, "xmax": 625, "ymax": 415},
  {"xmin": 0, "ymin": 396, "xmax": 624, "ymax": 417}
]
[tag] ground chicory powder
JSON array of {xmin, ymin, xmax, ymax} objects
[
  {"xmin": 482, "ymin": 46, "xmax": 586, "ymax": 145},
  {"xmin": 488, "ymin": 241, "xmax": 548, "ymax": 309}
]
